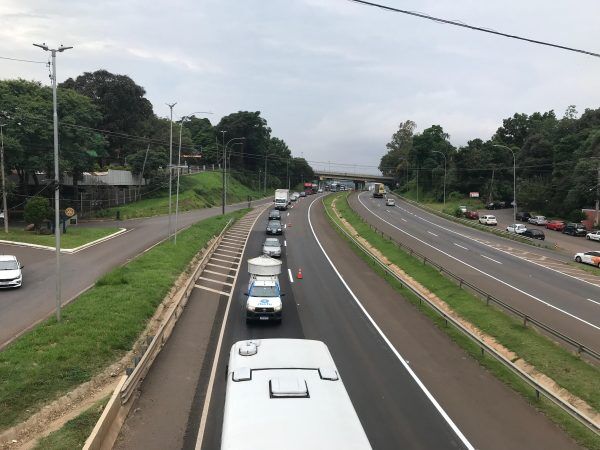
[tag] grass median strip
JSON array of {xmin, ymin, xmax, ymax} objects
[
  {"xmin": 32, "ymin": 397, "xmax": 109, "ymax": 450},
  {"xmin": 0, "ymin": 227, "xmax": 121, "ymax": 249},
  {"xmin": 0, "ymin": 209, "xmax": 247, "ymax": 431},
  {"xmin": 325, "ymin": 192, "xmax": 600, "ymax": 449}
]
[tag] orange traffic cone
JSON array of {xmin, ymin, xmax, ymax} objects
[
  {"xmin": 297, "ymin": 268, "xmax": 303, "ymax": 279},
  {"xmin": 288, "ymin": 222, "xmax": 292, "ymax": 228}
]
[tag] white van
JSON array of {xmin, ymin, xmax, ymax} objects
[
  {"xmin": 479, "ymin": 215, "xmax": 497, "ymax": 226},
  {"xmin": 221, "ymin": 339, "xmax": 372, "ymax": 450}
]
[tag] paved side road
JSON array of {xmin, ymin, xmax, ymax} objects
[{"xmin": 0, "ymin": 199, "xmax": 270, "ymax": 349}]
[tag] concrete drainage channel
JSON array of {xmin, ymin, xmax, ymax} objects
[{"xmin": 82, "ymin": 207, "xmax": 264, "ymax": 450}]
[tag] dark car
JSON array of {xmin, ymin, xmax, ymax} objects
[
  {"xmin": 268, "ymin": 209, "xmax": 281, "ymax": 220},
  {"xmin": 485, "ymin": 201, "xmax": 502, "ymax": 210},
  {"xmin": 563, "ymin": 223, "xmax": 587, "ymax": 237},
  {"xmin": 516, "ymin": 211, "xmax": 531, "ymax": 222},
  {"xmin": 465, "ymin": 210, "xmax": 479, "ymax": 220},
  {"xmin": 266, "ymin": 220, "xmax": 283, "ymax": 235},
  {"xmin": 522, "ymin": 229, "xmax": 545, "ymax": 240}
]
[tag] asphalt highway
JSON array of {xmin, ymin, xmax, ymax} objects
[
  {"xmin": 115, "ymin": 193, "xmax": 580, "ymax": 450},
  {"xmin": 351, "ymin": 192, "xmax": 600, "ymax": 354},
  {"xmin": 196, "ymin": 195, "xmax": 471, "ymax": 450},
  {"xmin": 0, "ymin": 199, "xmax": 269, "ymax": 349}
]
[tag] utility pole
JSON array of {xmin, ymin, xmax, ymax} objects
[
  {"xmin": 0, "ymin": 123, "xmax": 8, "ymax": 233},
  {"xmin": 34, "ymin": 42, "xmax": 72, "ymax": 322},
  {"xmin": 287, "ymin": 158, "xmax": 290, "ymax": 190},
  {"xmin": 166, "ymin": 102, "xmax": 176, "ymax": 239},
  {"xmin": 596, "ymin": 164, "xmax": 600, "ymax": 227},
  {"xmin": 264, "ymin": 151, "xmax": 268, "ymax": 194},
  {"xmin": 221, "ymin": 131, "xmax": 226, "ymax": 214},
  {"xmin": 137, "ymin": 144, "xmax": 150, "ymax": 201}
]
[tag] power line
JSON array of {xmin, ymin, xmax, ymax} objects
[
  {"xmin": 0, "ymin": 55, "xmax": 49, "ymax": 64},
  {"xmin": 348, "ymin": 0, "xmax": 600, "ymax": 58}
]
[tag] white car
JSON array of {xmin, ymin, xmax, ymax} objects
[
  {"xmin": 0, "ymin": 255, "xmax": 23, "ymax": 288},
  {"xmin": 458, "ymin": 205, "xmax": 467, "ymax": 213},
  {"xmin": 574, "ymin": 251, "xmax": 600, "ymax": 267},
  {"xmin": 506, "ymin": 223, "xmax": 527, "ymax": 234},
  {"xmin": 479, "ymin": 215, "xmax": 497, "ymax": 226},
  {"xmin": 528, "ymin": 216, "xmax": 547, "ymax": 226},
  {"xmin": 317, "ymin": 188, "xmax": 323, "ymax": 193},
  {"xmin": 385, "ymin": 197, "xmax": 395, "ymax": 206},
  {"xmin": 586, "ymin": 231, "xmax": 600, "ymax": 241}
]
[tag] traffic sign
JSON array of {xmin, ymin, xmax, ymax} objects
[{"xmin": 65, "ymin": 207, "xmax": 76, "ymax": 217}]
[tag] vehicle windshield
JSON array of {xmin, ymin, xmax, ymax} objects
[
  {"xmin": 250, "ymin": 286, "xmax": 278, "ymax": 297},
  {"xmin": 264, "ymin": 239, "xmax": 280, "ymax": 247},
  {"xmin": 0, "ymin": 261, "xmax": 19, "ymax": 270},
  {"xmin": 268, "ymin": 221, "xmax": 281, "ymax": 227}
]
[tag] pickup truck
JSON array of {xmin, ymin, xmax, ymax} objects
[{"xmin": 245, "ymin": 255, "xmax": 283, "ymax": 323}]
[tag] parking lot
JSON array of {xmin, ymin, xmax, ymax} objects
[{"xmin": 481, "ymin": 208, "xmax": 599, "ymax": 256}]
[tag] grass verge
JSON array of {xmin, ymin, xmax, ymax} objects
[
  {"xmin": 92, "ymin": 171, "xmax": 262, "ymax": 219},
  {"xmin": 326, "ymin": 192, "xmax": 600, "ymax": 449},
  {"xmin": 0, "ymin": 209, "xmax": 247, "ymax": 431},
  {"xmin": 32, "ymin": 397, "xmax": 109, "ymax": 450},
  {"xmin": 0, "ymin": 227, "xmax": 120, "ymax": 249}
]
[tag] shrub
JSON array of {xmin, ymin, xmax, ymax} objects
[{"xmin": 24, "ymin": 196, "xmax": 52, "ymax": 232}]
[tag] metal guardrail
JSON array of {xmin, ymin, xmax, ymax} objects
[
  {"xmin": 323, "ymin": 198, "xmax": 600, "ymax": 435},
  {"xmin": 120, "ymin": 218, "xmax": 233, "ymax": 403},
  {"xmin": 354, "ymin": 195, "xmax": 600, "ymax": 362}
]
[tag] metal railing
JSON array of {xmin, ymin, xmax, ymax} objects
[{"xmin": 323, "ymin": 197, "xmax": 599, "ymax": 435}]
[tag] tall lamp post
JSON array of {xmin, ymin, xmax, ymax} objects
[
  {"xmin": 221, "ymin": 131, "xmax": 226, "ymax": 215},
  {"xmin": 225, "ymin": 141, "xmax": 243, "ymax": 207},
  {"xmin": 174, "ymin": 112, "xmax": 212, "ymax": 243},
  {"xmin": 493, "ymin": 144, "xmax": 517, "ymax": 225},
  {"xmin": 432, "ymin": 151, "xmax": 447, "ymax": 206},
  {"xmin": 0, "ymin": 121, "xmax": 9, "ymax": 233},
  {"xmin": 33, "ymin": 42, "xmax": 72, "ymax": 322},
  {"xmin": 165, "ymin": 102, "xmax": 177, "ymax": 239}
]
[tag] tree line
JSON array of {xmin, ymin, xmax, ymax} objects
[
  {"xmin": 379, "ymin": 107, "xmax": 600, "ymax": 219},
  {"xmin": 0, "ymin": 70, "xmax": 313, "ymax": 200}
]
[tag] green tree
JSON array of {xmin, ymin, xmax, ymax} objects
[{"xmin": 24, "ymin": 196, "xmax": 52, "ymax": 231}]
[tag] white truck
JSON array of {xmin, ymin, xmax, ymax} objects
[
  {"xmin": 245, "ymin": 255, "xmax": 283, "ymax": 323},
  {"xmin": 274, "ymin": 189, "xmax": 290, "ymax": 210}
]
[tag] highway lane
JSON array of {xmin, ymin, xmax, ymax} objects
[
  {"xmin": 196, "ymin": 194, "xmax": 472, "ymax": 450},
  {"xmin": 351, "ymin": 192, "xmax": 600, "ymax": 354},
  {"xmin": 0, "ymin": 198, "xmax": 269, "ymax": 349}
]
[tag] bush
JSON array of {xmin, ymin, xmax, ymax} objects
[
  {"xmin": 448, "ymin": 191, "xmax": 463, "ymax": 201},
  {"xmin": 24, "ymin": 196, "xmax": 52, "ymax": 232},
  {"xmin": 568, "ymin": 209, "xmax": 587, "ymax": 223}
]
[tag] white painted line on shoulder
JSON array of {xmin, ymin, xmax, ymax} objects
[
  {"xmin": 287, "ymin": 212, "xmax": 290, "ymax": 216},
  {"xmin": 586, "ymin": 298, "xmax": 600, "ymax": 307},
  {"xmin": 284, "ymin": 224, "xmax": 287, "ymax": 229},
  {"xmin": 481, "ymin": 254, "xmax": 502, "ymax": 264},
  {"xmin": 308, "ymin": 196, "xmax": 474, "ymax": 450},
  {"xmin": 454, "ymin": 243, "xmax": 469, "ymax": 250},
  {"xmin": 288, "ymin": 268, "xmax": 294, "ymax": 283},
  {"xmin": 284, "ymin": 240, "xmax": 287, "ymax": 247},
  {"xmin": 357, "ymin": 192, "xmax": 600, "ymax": 331},
  {"xmin": 427, "ymin": 231, "xmax": 438, "ymax": 237}
]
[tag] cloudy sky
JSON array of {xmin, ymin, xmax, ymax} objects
[{"xmin": 1, "ymin": 0, "xmax": 599, "ymax": 174}]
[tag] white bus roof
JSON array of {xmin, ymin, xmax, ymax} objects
[{"xmin": 221, "ymin": 339, "xmax": 372, "ymax": 450}]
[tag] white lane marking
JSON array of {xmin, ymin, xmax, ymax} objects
[
  {"xmin": 391, "ymin": 196, "xmax": 600, "ymax": 290},
  {"xmin": 308, "ymin": 197, "xmax": 474, "ymax": 450},
  {"xmin": 454, "ymin": 243, "xmax": 469, "ymax": 250},
  {"xmin": 427, "ymin": 231, "xmax": 438, "ymax": 237},
  {"xmin": 284, "ymin": 240, "xmax": 287, "ymax": 247},
  {"xmin": 385, "ymin": 209, "xmax": 391, "ymax": 213},
  {"xmin": 586, "ymin": 298, "xmax": 600, "ymax": 307},
  {"xmin": 357, "ymin": 193, "xmax": 600, "ymax": 331},
  {"xmin": 481, "ymin": 255, "xmax": 502, "ymax": 265},
  {"xmin": 284, "ymin": 224, "xmax": 287, "ymax": 229},
  {"xmin": 401, "ymin": 218, "xmax": 408, "ymax": 222},
  {"xmin": 193, "ymin": 284, "xmax": 230, "ymax": 296},
  {"xmin": 287, "ymin": 212, "xmax": 290, "ymax": 216},
  {"xmin": 195, "ymin": 207, "xmax": 267, "ymax": 449},
  {"xmin": 288, "ymin": 268, "xmax": 294, "ymax": 283}
]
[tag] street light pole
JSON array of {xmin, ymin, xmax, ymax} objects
[
  {"xmin": 221, "ymin": 131, "xmax": 226, "ymax": 215},
  {"xmin": 33, "ymin": 42, "xmax": 72, "ymax": 322},
  {"xmin": 493, "ymin": 144, "xmax": 516, "ymax": 225},
  {"xmin": 432, "ymin": 151, "xmax": 447, "ymax": 206},
  {"xmin": 166, "ymin": 102, "xmax": 176, "ymax": 240},
  {"xmin": 0, "ymin": 123, "xmax": 8, "ymax": 233}
]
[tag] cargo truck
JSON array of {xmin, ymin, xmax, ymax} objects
[{"xmin": 274, "ymin": 189, "xmax": 290, "ymax": 210}]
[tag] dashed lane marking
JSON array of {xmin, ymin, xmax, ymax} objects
[
  {"xmin": 481, "ymin": 255, "xmax": 502, "ymax": 264},
  {"xmin": 586, "ymin": 298, "xmax": 600, "ymax": 307},
  {"xmin": 288, "ymin": 268, "xmax": 294, "ymax": 283},
  {"xmin": 427, "ymin": 231, "xmax": 438, "ymax": 237},
  {"xmin": 454, "ymin": 243, "xmax": 469, "ymax": 250}
]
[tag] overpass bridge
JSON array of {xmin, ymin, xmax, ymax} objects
[{"xmin": 314, "ymin": 170, "xmax": 394, "ymax": 189}]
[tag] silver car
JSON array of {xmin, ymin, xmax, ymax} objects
[{"xmin": 262, "ymin": 238, "xmax": 282, "ymax": 257}]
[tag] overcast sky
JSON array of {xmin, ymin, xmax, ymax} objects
[{"xmin": 2, "ymin": 0, "xmax": 599, "ymax": 174}]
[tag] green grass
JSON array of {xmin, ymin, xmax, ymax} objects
[
  {"xmin": 326, "ymin": 193, "xmax": 600, "ymax": 449},
  {"xmin": 401, "ymin": 189, "xmax": 484, "ymax": 215},
  {"xmin": 32, "ymin": 397, "xmax": 109, "ymax": 450},
  {"xmin": 0, "ymin": 209, "xmax": 247, "ymax": 431},
  {"xmin": 92, "ymin": 171, "xmax": 263, "ymax": 220},
  {"xmin": 0, "ymin": 227, "xmax": 120, "ymax": 249}
]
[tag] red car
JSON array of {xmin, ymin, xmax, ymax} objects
[
  {"xmin": 546, "ymin": 220, "xmax": 566, "ymax": 231},
  {"xmin": 464, "ymin": 211, "xmax": 479, "ymax": 220}
]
